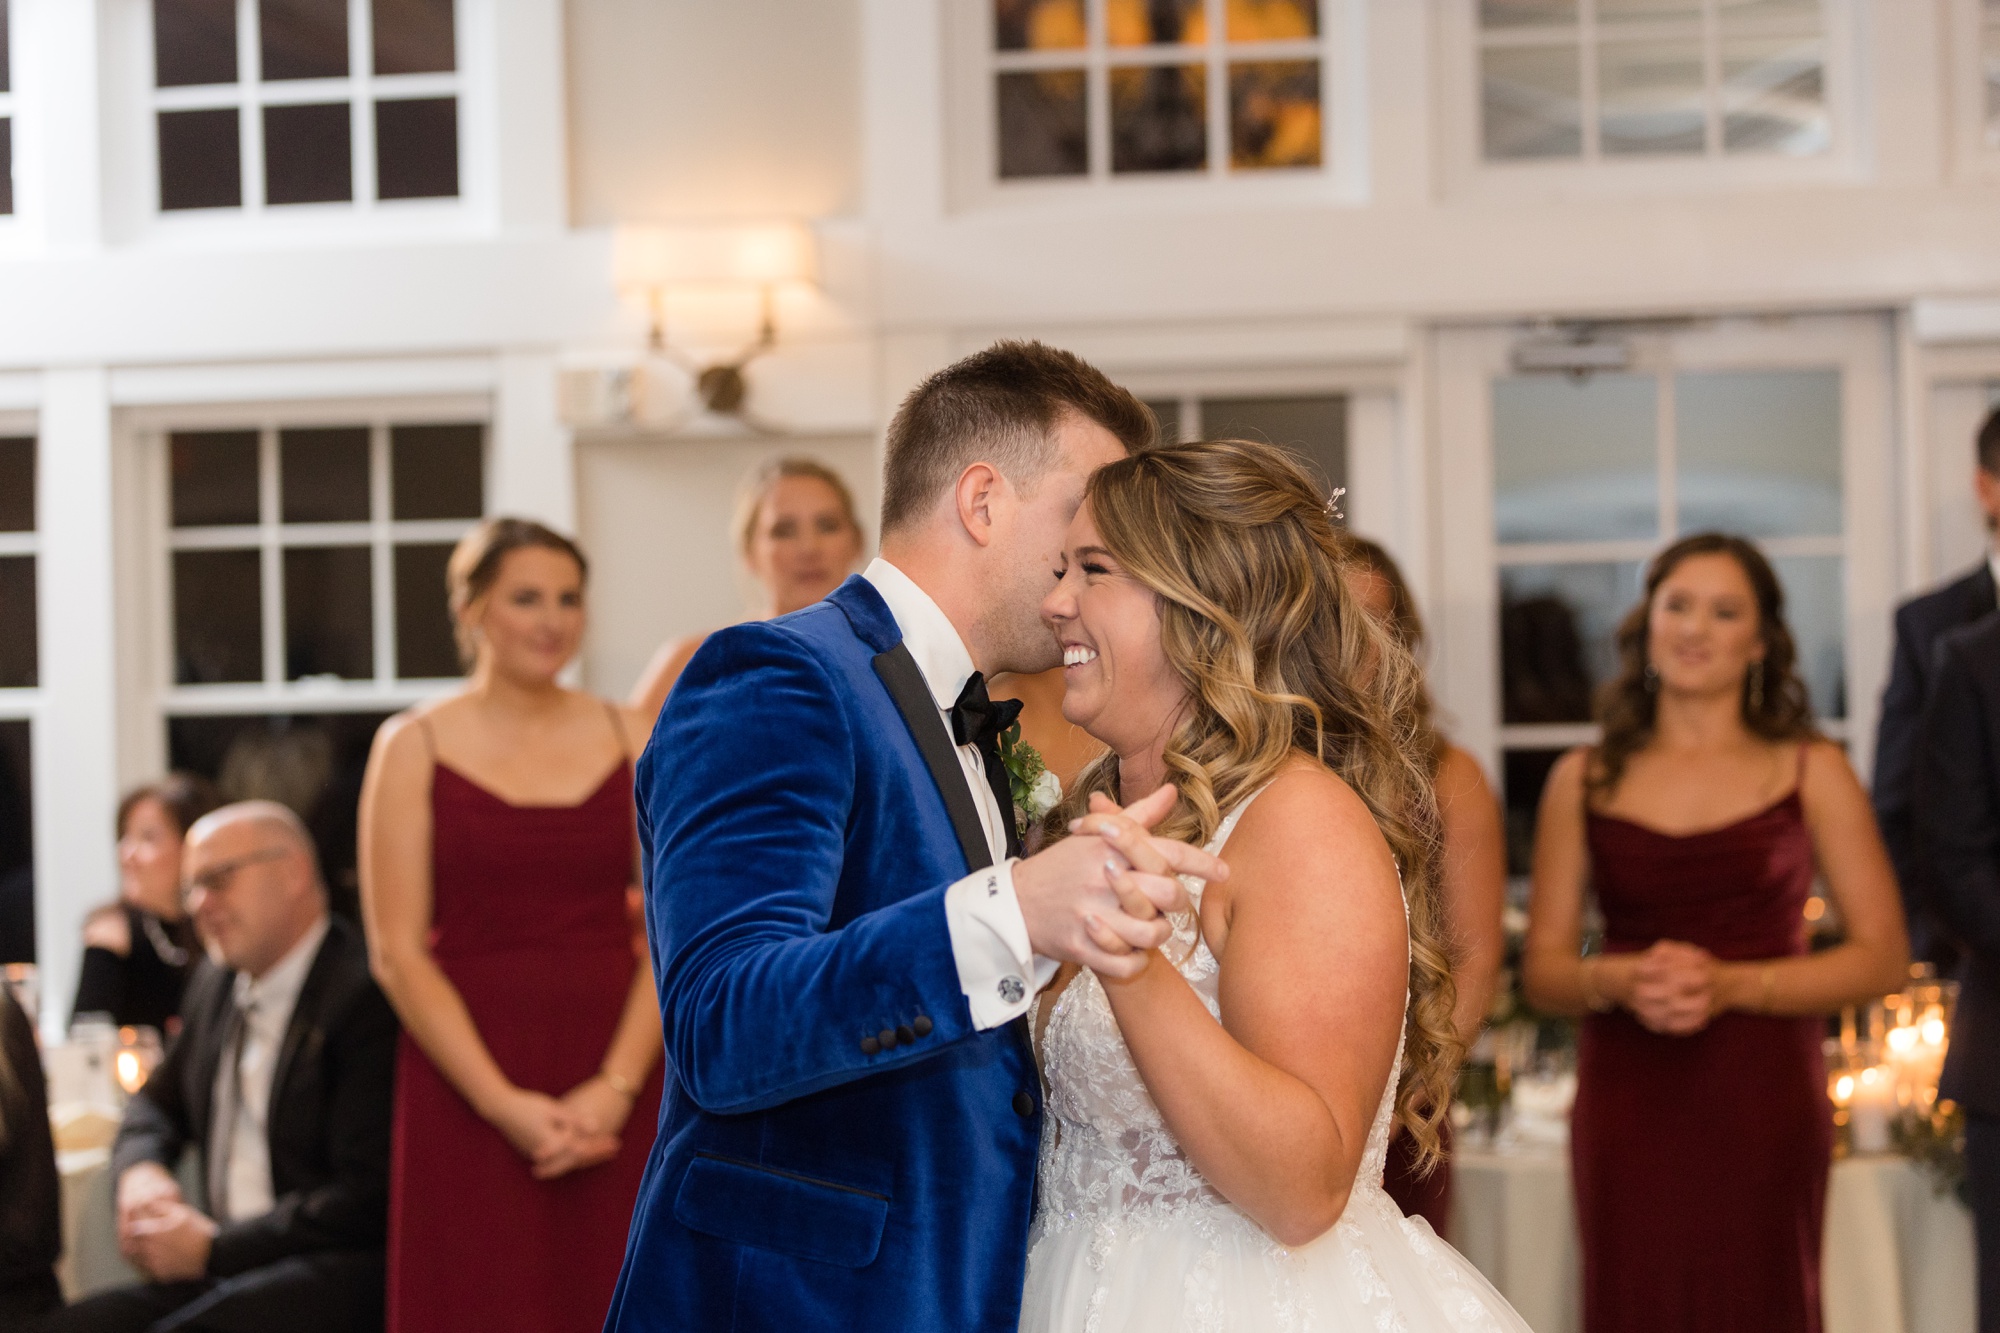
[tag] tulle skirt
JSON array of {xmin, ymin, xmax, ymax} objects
[{"xmin": 1019, "ymin": 1184, "xmax": 1532, "ymax": 1332}]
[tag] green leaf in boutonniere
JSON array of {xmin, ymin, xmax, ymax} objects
[{"xmin": 999, "ymin": 721, "xmax": 1062, "ymax": 832}]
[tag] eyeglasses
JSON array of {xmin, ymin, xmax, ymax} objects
[{"xmin": 180, "ymin": 846, "xmax": 290, "ymax": 906}]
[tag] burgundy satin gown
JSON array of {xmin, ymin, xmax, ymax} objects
[
  {"xmin": 1574, "ymin": 753, "xmax": 1830, "ymax": 1333},
  {"xmin": 385, "ymin": 744, "xmax": 662, "ymax": 1333}
]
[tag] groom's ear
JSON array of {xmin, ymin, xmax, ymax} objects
[{"xmin": 953, "ymin": 461, "xmax": 1005, "ymax": 549}]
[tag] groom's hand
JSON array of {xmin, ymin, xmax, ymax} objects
[{"xmin": 1013, "ymin": 785, "xmax": 1227, "ymax": 979}]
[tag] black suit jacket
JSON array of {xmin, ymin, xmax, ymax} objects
[
  {"xmin": 110, "ymin": 915, "xmax": 398, "ymax": 1278},
  {"xmin": 1875, "ymin": 562, "xmax": 1996, "ymax": 962},
  {"xmin": 1913, "ymin": 613, "xmax": 2000, "ymax": 1117}
]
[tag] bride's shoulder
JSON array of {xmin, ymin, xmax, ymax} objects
[{"xmin": 1227, "ymin": 760, "xmax": 1397, "ymax": 883}]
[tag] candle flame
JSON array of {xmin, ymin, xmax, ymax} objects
[
  {"xmin": 115, "ymin": 1049, "xmax": 144, "ymax": 1095},
  {"xmin": 1922, "ymin": 1017, "xmax": 1946, "ymax": 1046},
  {"xmin": 1833, "ymin": 1074, "xmax": 1854, "ymax": 1102},
  {"xmin": 1887, "ymin": 1026, "xmax": 1918, "ymax": 1054}
]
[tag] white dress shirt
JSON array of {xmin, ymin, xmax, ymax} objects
[
  {"xmin": 865, "ymin": 558, "xmax": 1059, "ymax": 1030},
  {"xmin": 209, "ymin": 914, "xmax": 329, "ymax": 1224}
]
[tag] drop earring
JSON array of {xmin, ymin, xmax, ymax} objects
[{"xmin": 1643, "ymin": 662, "xmax": 1659, "ymax": 693}]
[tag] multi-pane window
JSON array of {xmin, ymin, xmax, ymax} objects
[
  {"xmin": 1144, "ymin": 392, "xmax": 1346, "ymax": 501},
  {"xmin": 0, "ymin": 432, "xmax": 34, "ymax": 964},
  {"xmin": 151, "ymin": 0, "xmax": 460, "ymax": 213},
  {"xmin": 1478, "ymin": 0, "xmax": 1828, "ymax": 163},
  {"xmin": 1492, "ymin": 367, "xmax": 1845, "ymax": 868},
  {"xmin": 993, "ymin": 0, "xmax": 1327, "ymax": 181},
  {"xmin": 1, "ymin": 0, "xmax": 14, "ymax": 216},
  {"xmin": 166, "ymin": 418, "xmax": 482, "ymax": 689}
]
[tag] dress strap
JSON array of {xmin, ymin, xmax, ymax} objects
[
  {"xmin": 1794, "ymin": 740, "xmax": 1809, "ymax": 788},
  {"xmin": 415, "ymin": 714, "xmax": 438, "ymax": 762},
  {"xmin": 602, "ymin": 699, "xmax": 630, "ymax": 762}
]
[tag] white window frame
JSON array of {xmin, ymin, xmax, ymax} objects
[
  {"xmin": 0, "ymin": 409, "xmax": 38, "ymax": 727},
  {"xmin": 1438, "ymin": 0, "xmax": 1862, "ymax": 201},
  {"xmin": 1948, "ymin": 0, "xmax": 2000, "ymax": 181},
  {"xmin": 1433, "ymin": 315, "xmax": 1898, "ymax": 783},
  {"xmin": 946, "ymin": 0, "xmax": 1363, "ymax": 212},
  {"xmin": 104, "ymin": 0, "xmax": 491, "ymax": 244},
  {"xmin": 135, "ymin": 396, "xmax": 487, "ymax": 722},
  {"xmin": 0, "ymin": 0, "xmax": 15, "ymax": 224}
]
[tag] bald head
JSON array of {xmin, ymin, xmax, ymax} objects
[{"xmin": 183, "ymin": 800, "xmax": 327, "ymax": 978}]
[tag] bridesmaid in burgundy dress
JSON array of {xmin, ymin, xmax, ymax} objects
[
  {"xmin": 1526, "ymin": 533, "xmax": 1907, "ymax": 1333},
  {"xmin": 359, "ymin": 518, "xmax": 662, "ymax": 1333}
]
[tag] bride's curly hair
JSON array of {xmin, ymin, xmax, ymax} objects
[{"xmin": 1054, "ymin": 439, "xmax": 1459, "ymax": 1168}]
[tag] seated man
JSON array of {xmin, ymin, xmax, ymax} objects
[{"xmin": 46, "ymin": 801, "xmax": 398, "ymax": 1333}]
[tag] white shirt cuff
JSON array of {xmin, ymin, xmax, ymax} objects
[{"xmin": 943, "ymin": 859, "xmax": 1059, "ymax": 1030}]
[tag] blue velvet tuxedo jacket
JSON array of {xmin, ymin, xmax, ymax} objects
[{"xmin": 603, "ymin": 576, "xmax": 1043, "ymax": 1332}]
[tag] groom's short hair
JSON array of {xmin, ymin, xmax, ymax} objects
[{"xmin": 879, "ymin": 341, "xmax": 1155, "ymax": 535}]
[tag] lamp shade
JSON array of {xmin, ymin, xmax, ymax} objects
[{"xmin": 614, "ymin": 223, "xmax": 816, "ymax": 290}]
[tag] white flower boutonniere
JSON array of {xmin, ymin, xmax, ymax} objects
[{"xmin": 999, "ymin": 721, "xmax": 1062, "ymax": 834}]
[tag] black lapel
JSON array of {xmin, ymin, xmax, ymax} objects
[
  {"xmin": 873, "ymin": 643, "xmax": 993, "ymax": 874},
  {"xmin": 187, "ymin": 969, "xmax": 233, "ymax": 1140},
  {"xmin": 269, "ymin": 925, "xmax": 340, "ymax": 1119},
  {"xmin": 1977, "ymin": 564, "xmax": 1998, "ymax": 621}
]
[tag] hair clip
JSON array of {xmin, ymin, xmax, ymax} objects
[{"xmin": 1324, "ymin": 487, "xmax": 1346, "ymax": 522}]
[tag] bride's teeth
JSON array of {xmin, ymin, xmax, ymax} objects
[{"xmin": 1063, "ymin": 646, "xmax": 1097, "ymax": 666}]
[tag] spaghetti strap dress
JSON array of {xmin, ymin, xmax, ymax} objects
[
  {"xmin": 1574, "ymin": 746, "xmax": 1830, "ymax": 1333},
  {"xmin": 385, "ymin": 710, "xmax": 662, "ymax": 1333}
]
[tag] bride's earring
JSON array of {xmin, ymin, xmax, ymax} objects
[
  {"xmin": 1747, "ymin": 660, "xmax": 1765, "ymax": 714},
  {"xmin": 1643, "ymin": 661, "xmax": 1659, "ymax": 693}
]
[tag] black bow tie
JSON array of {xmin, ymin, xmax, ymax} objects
[{"xmin": 950, "ymin": 673, "xmax": 1023, "ymax": 754}]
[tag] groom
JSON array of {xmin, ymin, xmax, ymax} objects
[{"xmin": 603, "ymin": 341, "xmax": 1223, "ymax": 1331}]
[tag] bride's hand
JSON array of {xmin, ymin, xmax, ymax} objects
[{"xmin": 1072, "ymin": 789, "xmax": 1207, "ymax": 923}]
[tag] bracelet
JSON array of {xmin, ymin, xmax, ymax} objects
[
  {"xmin": 1581, "ymin": 957, "xmax": 1612, "ymax": 1013},
  {"xmin": 600, "ymin": 1069, "xmax": 640, "ymax": 1099},
  {"xmin": 1759, "ymin": 964, "xmax": 1777, "ymax": 1015}
]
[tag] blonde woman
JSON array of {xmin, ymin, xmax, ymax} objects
[
  {"xmin": 628, "ymin": 457, "xmax": 866, "ymax": 721},
  {"xmin": 360, "ymin": 518, "xmax": 662, "ymax": 1333},
  {"xmin": 1020, "ymin": 440, "xmax": 1527, "ymax": 1330}
]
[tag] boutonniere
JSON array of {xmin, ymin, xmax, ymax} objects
[{"xmin": 999, "ymin": 722, "xmax": 1062, "ymax": 835}]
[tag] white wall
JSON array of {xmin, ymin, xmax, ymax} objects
[{"xmin": 573, "ymin": 432, "xmax": 879, "ymax": 700}]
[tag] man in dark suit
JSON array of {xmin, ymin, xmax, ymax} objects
[
  {"xmin": 1915, "ymin": 620, "xmax": 2000, "ymax": 1333},
  {"xmin": 1876, "ymin": 405, "xmax": 2000, "ymax": 967},
  {"xmin": 45, "ymin": 801, "xmax": 398, "ymax": 1333}
]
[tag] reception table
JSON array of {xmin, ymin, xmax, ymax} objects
[{"xmin": 1451, "ymin": 1146, "xmax": 1977, "ymax": 1333}]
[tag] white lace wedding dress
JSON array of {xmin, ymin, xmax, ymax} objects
[{"xmin": 1020, "ymin": 795, "xmax": 1533, "ymax": 1332}]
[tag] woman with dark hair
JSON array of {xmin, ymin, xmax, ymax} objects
[
  {"xmin": 1524, "ymin": 532, "xmax": 1908, "ymax": 1333},
  {"xmin": 0, "ymin": 983, "xmax": 59, "ymax": 1324},
  {"xmin": 1341, "ymin": 535, "xmax": 1505, "ymax": 1237},
  {"xmin": 71, "ymin": 773, "xmax": 223, "ymax": 1032},
  {"xmin": 360, "ymin": 517, "xmax": 662, "ymax": 1333}
]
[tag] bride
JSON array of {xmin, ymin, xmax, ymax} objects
[{"xmin": 1021, "ymin": 439, "xmax": 1529, "ymax": 1331}]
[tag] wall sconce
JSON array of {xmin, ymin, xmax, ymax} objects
[{"xmin": 609, "ymin": 222, "xmax": 816, "ymax": 427}]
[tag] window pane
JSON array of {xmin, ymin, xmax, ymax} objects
[
  {"xmin": 1721, "ymin": 35, "xmax": 1827, "ymax": 155},
  {"xmin": 170, "ymin": 430, "xmax": 260, "ymax": 527},
  {"xmin": 1676, "ymin": 369, "xmax": 1841, "ymax": 538},
  {"xmin": 0, "ymin": 0, "xmax": 8, "ymax": 94},
  {"xmin": 154, "ymin": 0, "xmax": 238, "ymax": 88},
  {"xmin": 1600, "ymin": 40, "xmax": 1705, "ymax": 155},
  {"xmin": 390, "ymin": 423, "xmax": 483, "ymax": 519},
  {"xmin": 997, "ymin": 71, "xmax": 1088, "ymax": 179},
  {"xmin": 1480, "ymin": 0, "xmax": 1577, "ymax": 27},
  {"xmin": 1494, "ymin": 374, "xmax": 1658, "ymax": 543},
  {"xmin": 1502, "ymin": 748, "xmax": 1566, "ymax": 877},
  {"xmin": 1111, "ymin": 65, "xmax": 1207, "ymax": 172},
  {"xmin": 1482, "ymin": 45, "xmax": 1582, "ymax": 159},
  {"xmin": 1107, "ymin": 0, "xmax": 1204, "ymax": 47},
  {"xmin": 158, "ymin": 108, "xmax": 243, "ymax": 210},
  {"xmin": 1500, "ymin": 561, "xmax": 1645, "ymax": 723},
  {"xmin": 995, "ymin": 0, "xmax": 1084, "ymax": 51},
  {"xmin": 374, "ymin": 97, "xmax": 459, "ymax": 199},
  {"xmin": 1201, "ymin": 395, "xmax": 1346, "ymax": 500},
  {"xmin": 0, "ymin": 556, "xmax": 35, "ymax": 688},
  {"xmin": 264, "ymin": 102, "xmax": 352, "ymax": 204},
  {"xmin": 280, "ymin": 426, "xmax": 370, "ymax": 523},
  {"xmin": 1227, "ymin": 0, "xmax": 1317, "ymax": 40},
  {"xmin": 0, "ymin": 438, "xmax": 29, "ymax": 531},
  {"xmin": 372, "ymin": 0, "xmax": 455, "ymax": 74},
  {"xmin": 1596, "ymin": 0, "xmax": 1700, "ymax": 22},
  {"xmin": 1144, "ymin": 399, "xmax": 1181, "ymax": 445},
  {"xmin": 168, "ymin": 710, "xmax": 391, "ymax": 912},
  {"xmin": 1229, "ymin": 61, "xmax": 1321, "ymax": 169},
  {"xmin": 284, "ymin": 546, "xmax": 373, "ymax": 679},
  {"xmin": 394, "ymin": 543, "xmax": 459, "ymax": 677},
  {"xmin": 0, "ymin": 719, "xmax": 30, "ymax": 964},
  {"xmin": 0, "ymin": 121, "xmax": 11, "ymax": 216},
  {"xmin": 259, "ymin": 0, "xmax": 348, "ymax": 80},
  {"xmin": 173, "ymin": 549, "xmax": 264, "ymax": 683},
  {"xmin": 1771, "ymin": 553, "xmax": 1844, "ymax": 718}
]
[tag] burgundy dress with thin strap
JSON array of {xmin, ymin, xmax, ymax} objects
[
  {"xmin": 1574, "ymin": 751, "xmax": 1830, "ymax": 1333},
  {"xmin": 385, "ymin": 726, "xmax": 662, "ymax": 1333}
]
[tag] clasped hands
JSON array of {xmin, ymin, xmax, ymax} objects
[
  {"xmin": 1624, "ymin": 939, "xmax": 1729, "ymax": 1036},
  {"xmin": 1013, "ymin": 785, "xmax": 1227, "ymax": 980},
  {"xmin": 115, "ymin": 1161, "xmax": 216, "ymax": 1283},
  {"xmin": 487, "ymin": 1074, "xmax": 634, "ymax": 1180}
]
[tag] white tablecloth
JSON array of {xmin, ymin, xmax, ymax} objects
[
  {"xmin": 56, "ymin": 1149, "xmax": 142, "ymax": 1300},
  {"xmin": 1450, "ymin": 1147, "xmax": 1977, "ymax": 1333}
]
